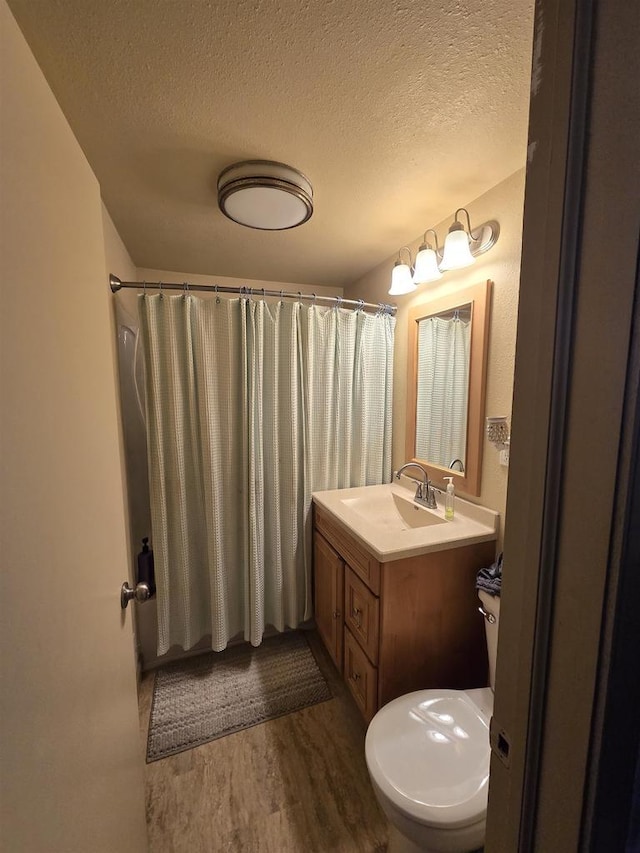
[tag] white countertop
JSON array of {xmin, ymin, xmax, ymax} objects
[{"xmin": 312, "ymin": 479, "xmax": 499, "ymax": 563}]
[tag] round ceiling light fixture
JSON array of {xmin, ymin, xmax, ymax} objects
[{"xmin": 217, "ymin": 160, "xmax": 313, "ymax": 230}]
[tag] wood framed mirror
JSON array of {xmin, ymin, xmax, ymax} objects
[{"xmin": 406, "ymin": 280, "xmax": 492, "ymax": 496}]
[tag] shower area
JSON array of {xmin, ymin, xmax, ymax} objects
[{"xmin": 114, "ymin": 278, "xmax": 395, "ymax": 670}]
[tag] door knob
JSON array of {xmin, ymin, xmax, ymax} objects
[{"xmin": 121, "ymin": 581, "xmax": 151, "ymax": 610}]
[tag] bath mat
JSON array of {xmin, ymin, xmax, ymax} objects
[{"xmin": 146, "ymin": 631, "xmax": 332, "ymax": 761}]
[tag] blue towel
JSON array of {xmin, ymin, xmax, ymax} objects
[{"xmin": 476, "ymin": 552, "xmax": 503, "ymax": 597}]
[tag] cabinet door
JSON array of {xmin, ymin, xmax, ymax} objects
[
  {"xmin": 345, "ymin": 568, "xmax": 380, "ymax": 665},
  {"xmin": 344, "ymin": 628, "xmax": 378, "ymax": 722},
  {"xmin": 314, "ymin": 531, "xmax": 344, "ymax": 673}
]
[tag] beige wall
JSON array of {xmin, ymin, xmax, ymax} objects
[
  {"xmin": 345, "ymin": 169, "xmax": 525, "ymax": 543},
  {"xmin": 103, "ymin": 204, "xmax": 138, "ymax": 284},
  {"xmin": 136, "ymin": 267, "xmax": 343, "ymax": 308},
  {"xmin": 0, "ymin": 3, "xmax": 147, "ymax": 849}
]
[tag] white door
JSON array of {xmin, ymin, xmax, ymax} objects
[{"xmin": 0, "ymin": 3, "xmax": 148, "ymax": 850}]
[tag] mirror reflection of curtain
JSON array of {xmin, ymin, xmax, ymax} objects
[
  {"xmin": 138, "ymin": 294, "xmax": 394, "ymax": 655},
  {"xmin": 415, "ymin": 316, "xmax": 470, "ymax": 467}
]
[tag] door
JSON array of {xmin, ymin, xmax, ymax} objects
[
  {"xmin": 0, "ymin": 5, "xmax": 148, "ymax": 850},
  {"xmin": 485, "ymin": 0, "xmax": 640, "ymax": 848},
  {"xmin": 314, "ymin": 530, "xmax": 345, "ymax": 672}
]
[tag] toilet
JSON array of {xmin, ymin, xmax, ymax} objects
[{"xmin": 365, "ymin": 590, "xmax": 500, "ymax": 853}]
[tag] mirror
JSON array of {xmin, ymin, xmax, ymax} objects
[{"xmin": 406, "ymin": 280, "xmax": 491, "ymax": 496}]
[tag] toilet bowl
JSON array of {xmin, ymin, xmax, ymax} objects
[{"xmin": 365, "ymin": 591, "xmax": 500, "ymax": 853}]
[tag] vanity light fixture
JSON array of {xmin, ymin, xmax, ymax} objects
[
  {"xmin": 217, "ymin": 160, "xmax": 313, "ymax": 230},
  {"xmin": 388, "ymin": 208, "xmax": 500, "ymax": 295},
  {"xmin": 389, "ymin": 247, "xmax": 417, "ymax": 296},
  {"xmin": 440, "ymin": 209, "xmax": 477, "ymax": 270},
  {"xmin": 412, "ymin": 230, "xmax": 443, "ymax": 284}
]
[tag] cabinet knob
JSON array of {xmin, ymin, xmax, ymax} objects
[
  {"xmin": 332, "ymin": 610, "xmax": 341, "ymax": 619},
  {"xmin": 351, "ymin": 671, "xmax": 361, "ymax": 682},
  {"xmin": 352, "ymin": 606, "xmax": 362, "ymax": 627}
]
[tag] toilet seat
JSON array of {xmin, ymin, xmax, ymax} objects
[{"xmin": 365, "ymin": 689, "xmax": 491, "ymax": 831}]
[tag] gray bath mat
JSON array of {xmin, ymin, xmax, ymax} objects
[{"xmin": 146, "ymin": 631, "xmax": 332, "ymax": 761}]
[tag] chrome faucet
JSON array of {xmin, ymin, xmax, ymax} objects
[
  {"xmin": 395, "ymin": 462, "xmax": 438, "ymax": 510},
  {"xmin": 449, "ymin": 458, "xmax": 465, "ymax": 472}
]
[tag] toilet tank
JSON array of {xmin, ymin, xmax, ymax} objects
[{"xmin": 478, "ymin": 590, "xmax": 500, "ymax": 692}]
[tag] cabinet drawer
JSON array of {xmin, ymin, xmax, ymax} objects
[
  {"xmin": 314, "ymin": 506, "xmax": 380, "ymax": 594},
  {"xmin": 344, "ymin": 568, "xmax": 379, "ymax": 665},
  {"xmin": 344, "ymin": 628, "xmax": 378, "ymax": 722}
]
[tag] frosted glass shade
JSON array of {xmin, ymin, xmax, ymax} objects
[
  {"xmin": 222, "ymin": 186, "xmax": 310, "ymax": 230},
  {"xmin": 218, "ymin": 161, "xmax": 313, "ymax": 230},
  {"xmin": 440, "ymin": 228, "xmax": 476, "ymax": 270},
  {"xmin": 389, "ymin": 262, "xmax": 416, "ymax": 295},
  {"xmin": 412, "ymin": 246, "xmax": 442, "ymax": 284}
]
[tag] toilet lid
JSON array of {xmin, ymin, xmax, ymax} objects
[{"xmin": 365, "ymin": 689, "xmax": 490, "ymax": 830}]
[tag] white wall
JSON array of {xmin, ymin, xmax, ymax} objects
[
  {"xmin": 0, "ymin": 3, "xmax": 147, "ymax": 849},
  {"xmin": 345, "ymin": 169, "xmax": 526, "ymax": 545}
]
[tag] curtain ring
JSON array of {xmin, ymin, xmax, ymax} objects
[
  {"xmin": 158, "ymin": 281, "xmax": 163, "ymax": 299},
  {"xmin": 297, "ymin": 291, "xmax": 302, "ymax": 303},
  {"xmin": 357, "ymin": 299, "xmax": 364, "ymax": 312},
  {"xmin": 280, "ymin": 289, "xmax": 284, "ymax": 302},
  {"xmin": 312, "ymin": 293, "xmax": 317, "ymax": 306},
  {"xmin": 142, "ymin": 280, "xmax": 147, "ymax": 297},
  {"xmin": 335, "ymin": 296, "xmax": 343, "ymax": 310},
  {"xmin": 261, "ymin": 287, "xmax": 266, "ymax": 301}
]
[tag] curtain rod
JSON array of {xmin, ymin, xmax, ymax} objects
[{"xmin": 109, "ymin": 274, "xmax": 396, "ymax": 315}]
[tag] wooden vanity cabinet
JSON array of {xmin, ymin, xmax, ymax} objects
[
  {"xmin": 313, "ymin": 504, "xmax": 496, "ymax": 722},
  {"xmin": 313, "ymin": 528, "xmax": 344, "ymax": 673}
]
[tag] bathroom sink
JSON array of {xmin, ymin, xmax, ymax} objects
[
  {"xmin": 312, "ymin": 482, "xmax": 499, "ymax": 562},
  {"xmin": 341, "ymin": 491, "xmax": 446, "ymax": 531}
]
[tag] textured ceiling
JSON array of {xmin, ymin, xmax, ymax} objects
[{"xmin": 8, "ymin": 0, "xmax": 534, "ymax": 286}]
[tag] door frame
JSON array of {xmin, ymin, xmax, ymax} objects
[{"xmin": 485, "ymin": 0, "xmax": 640, "ymax": 849}]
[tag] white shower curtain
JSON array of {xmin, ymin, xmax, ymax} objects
[
  {"xmin": 138, "ymin": 294, "xmax": 394, "ymax": 655},
  {"xmin": 415, "ymin": 315, "xmax": 470, "ymax": 467}
]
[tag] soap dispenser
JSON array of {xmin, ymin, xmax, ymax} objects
[
  {"xmin": 137, "ymin": 537, "xmax": 156, "ymax": 596},
  {"xmin": 444, "ymin": 477, "xmax": 455, "ymax": 520}
]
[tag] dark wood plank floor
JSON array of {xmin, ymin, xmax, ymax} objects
[{"xmin": 138, "ymin": 631, "xmax": 389, "ymax": 853}]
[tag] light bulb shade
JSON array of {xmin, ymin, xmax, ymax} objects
[
  {"xmin": 440, "ymin": 228, "xmax": 476, "ymax": 270},
  {"xmin": 412, "ymin": 246, "xmax": 442, "ymax": 283},
  {"xmin": 389, "ymin": 262, "xmax": 416, "ymax": 295},
  {"xmin": 218, "ymin": 160, "xmax": 313, "ymax": 230}
]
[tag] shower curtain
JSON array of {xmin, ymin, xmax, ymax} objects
[
  {"xmin": 415, "ymin": 315, "xmax": 470, "ymax": 467},
  {"xmin": 138, "ymin": 294, "xmax": 394, "ymax": 655}
]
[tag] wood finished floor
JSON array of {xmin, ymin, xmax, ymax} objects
[{"xmin": 138, "ymin": 631, "xmax": 389, "ymax": 853}]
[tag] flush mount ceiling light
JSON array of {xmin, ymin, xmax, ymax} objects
[
  {"xmin": 389, "ymin": 208, "xmax": 499, "ymax": 295},
  {"xmin": 217, "ymin": 160, "xmax": 313, "ymax": 230}
]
